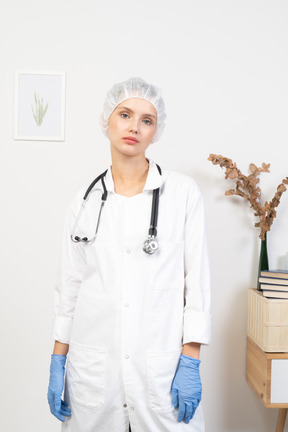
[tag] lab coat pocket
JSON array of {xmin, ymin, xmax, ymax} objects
[
  {"xmin": 146, "ymin": 347, "xmax": 182, "ymax": 413},
  {"xmin": 149, "ymin": 241, "xmax": 184, "ymax": 290},
  {"xmin": 66, "ymin": 342, "xmax": 107, "ymax": 410}
]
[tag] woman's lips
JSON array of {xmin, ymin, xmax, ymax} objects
[{"xmin": 122, "ymin": 137, "xmax": 139, "ymax": 144}]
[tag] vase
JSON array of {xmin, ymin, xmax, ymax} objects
[{"xmin": 257, "ymin": 231, "xmax": 269, "ymax": 290}]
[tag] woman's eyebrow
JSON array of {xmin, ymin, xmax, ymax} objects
[{"xmin": 116, "ymin": 106, "xmax": 157, "ymax": 119}]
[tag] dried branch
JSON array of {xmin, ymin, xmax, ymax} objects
[{"xmin": 208, "ymin": 154, "xmax": 288, "ymax": 240}]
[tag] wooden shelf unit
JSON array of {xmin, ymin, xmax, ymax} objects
[{"xmin": 246, "ymin": 336, "xmax": 288, "ymax": 432}]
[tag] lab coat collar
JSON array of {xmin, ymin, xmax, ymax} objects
[{"xmin": 104, "ymin": 158, "xmax": 163, "ymax": 193}]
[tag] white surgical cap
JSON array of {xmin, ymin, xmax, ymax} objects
[{"xmin": 100, "ymin": 77, "xmax": 166, "ymax": 143}]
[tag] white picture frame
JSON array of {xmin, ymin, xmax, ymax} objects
[{"xmin": 13, "ymin": 71, "xmax": 66, "ymax": 141}]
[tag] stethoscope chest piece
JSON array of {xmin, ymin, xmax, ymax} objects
[{"xmin": 143, "ymin": 235, "xmax": 159, "ymax": 255}]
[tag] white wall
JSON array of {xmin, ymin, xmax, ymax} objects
[{"xmin": 1, "ymin": 1, "xmax": 288, "ymax": 431}]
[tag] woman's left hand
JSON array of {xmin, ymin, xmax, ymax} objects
[
  {"xmin": 47, "ymin": 354, "xmax": 71, "ymax": 422},
  {"xmin": 171, "ymin": 354, "xmax": 202, "ymax": 423}
]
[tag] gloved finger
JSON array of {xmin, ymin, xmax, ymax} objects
[
  {"xmin": 54, "ymin": 395, "xmax": 62, "ymax": 414},
  {"xmin": 184, "ymin": 404, "xmax": 193, "ymax": 424},
  {"xmin": 191, "ymin": 399, "xmax": 200, "ymax": 416},
  {"xmin": 177, "ymin": 400, "xmax": 186, "ymax": 422},
  {"xmin": 60, "ymin": 406, "xmax": 71, "ymax": 415},
  {"xmin": 59, "ymin": 411, "xmax": 71, "ymax": 418},
  {"xmin": 171, "ymin": 388, "xmax": 179, "ymax": 409},
  {"xmin": 47, "ymin": 397, "xmax": 53, "ymax": 413},
  {"xmin": 47, "ymin": 390, "xmax": 54, "ymax": 410},
  {"xmin": 53, "ymin": 411, "xmax": 66, "ymax": 422},
  {"xmin": 48, "ymin": 394, "xmax": 57, "ymax": 415},
  {"xmin": 52, "ymin": 396, "xmax": 67, "ymax": 422},
  {"xmin": 190, "ymin": 403, "xmax": 197, "ymax": 421},
  {"xmin": 60, "ymin": 405, "xmax": 71, "ymax": 417},
  {"xmin": 61, "ymin": 400, "xmax": 71, "ymax": 410}
]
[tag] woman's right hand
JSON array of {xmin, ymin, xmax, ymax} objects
[{"xmin": 47, "ymin": 354, "xmax": 71, "ymax": 422}]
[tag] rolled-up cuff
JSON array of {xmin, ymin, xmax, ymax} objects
[
  {"xmin": 52, "ymin": 316, "xmax": 73, "ymax": 344},
  {"xmin": 183, "ymin": 311, "xmax": 211, "ymax": 345}
]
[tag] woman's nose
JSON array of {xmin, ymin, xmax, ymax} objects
[{"xmin": 129, "ymin": 119, "xmax": 139, "ymax": 134}]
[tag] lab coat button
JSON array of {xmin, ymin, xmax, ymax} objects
[
  {"xmin": 130, "ymin": 406, "xmax": 134, "ymax": 410},
  {"xmin": 123, "ymin": 403, "xmax": 127, "ymax": 408},
  {"xmin": 126, "ymin": 249, "xmax": 131, "ymax": 254},
  {"xmin": 125, "ymin": 355, "xmax": 129, "ymax": 359}
]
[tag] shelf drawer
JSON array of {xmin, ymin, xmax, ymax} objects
[{"xmin": 246, "ymin": 337, "xmax": 288, "ymax": 407}]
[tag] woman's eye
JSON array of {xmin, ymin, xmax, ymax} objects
[
  {"xmin": 143, "ymin": 119, "xmax": 152, "ymax": 125},
  {"xmin": 120, "ymin": 113, "xmax": 129, "ymax": 119}
]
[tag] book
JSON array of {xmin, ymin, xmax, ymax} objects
[
  {"xmin": 262, "ymin": 290, "xmax": 288, "ymax": 299},
  {"xmin": 259, "ymin": 277, "xmax": 288, "ymax": 286},
  {"xmin": 260, "ymin": 283, "xmax": 288, "ymax": 292},
  {"xmin": 260, "ymin": 269, "xmax": 288, "ymax": 280}
]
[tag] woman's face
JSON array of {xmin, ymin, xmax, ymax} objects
[{"xmin": 107, "ymin": 98, "xmax": 157, "ymax": 158}]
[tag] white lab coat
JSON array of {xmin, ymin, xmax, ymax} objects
[{"xmin": 53, "ymin": 158, "xmax": 211, "ymax": 432}]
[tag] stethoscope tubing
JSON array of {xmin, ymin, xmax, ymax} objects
[
  {"xmin": 83, "ymin": 170, "xmax": 108, "ymax": 201},
  {"xmin": 71, "ymin": 164, "xmax": 162, "ymax": 251}
]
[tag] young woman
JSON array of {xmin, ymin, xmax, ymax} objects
[{"xmin": 48, "ymin": 77, "xmax": 211, "ymax": 432}]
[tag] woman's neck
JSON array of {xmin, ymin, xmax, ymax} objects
[{"xmin": 110, "ymin": 155, "xmax": 149, "ymax": 197}]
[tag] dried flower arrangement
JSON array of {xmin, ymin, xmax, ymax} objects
[{"xmin": 208, "ymin": 154, "xmax": 288, "ymax": 240}]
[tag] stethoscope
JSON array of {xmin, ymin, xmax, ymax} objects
[{"xmin": 70, "ymin": 164, "xmax": 162, "ymax": 254}]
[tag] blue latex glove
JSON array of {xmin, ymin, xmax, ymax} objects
[
  {"xmin": 47, "ymin": 354, "xmax": 71, "ymax": 422},
  {"xmin": 171, "ymin": 354, "xmax": 202, "ymax": 423}
]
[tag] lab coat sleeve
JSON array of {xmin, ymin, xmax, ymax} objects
[
  {"xmin": 183, "ymin": 181, "xmax": 211, "ymax": 345},
  {"xmin": 52, "ymin": 191, "xmax": 87, "ymax": 344}
]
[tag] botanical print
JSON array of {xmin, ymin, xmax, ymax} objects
[
  {"xmin": 31, "ymin": 91, "xmax": 49, "ymax": 126},
  {"xmin": 14, "ymin": 71, "xmax": 65, "ymax": 141}
]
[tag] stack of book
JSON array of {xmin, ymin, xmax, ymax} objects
[{"xmin": 259, "ymin": 269, "xmax": 288, "ymax": 298}]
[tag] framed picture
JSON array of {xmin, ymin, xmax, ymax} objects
[{"xmin": 13, "ymin": 71, "xmax": 66, "ymax": 141}]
